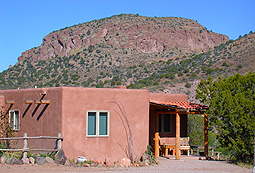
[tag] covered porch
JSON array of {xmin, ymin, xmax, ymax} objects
[{"xmin": 149, "ymin": 100, "xmax": 209, "ymax": 160}]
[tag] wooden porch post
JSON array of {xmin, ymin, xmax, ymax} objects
[
  {"xmin": 204, "ymin": 114, "xmax": 208, "ymax": 157},
  {"xmin": 154, "ymin": 112, "xmax": 160, "ymax": 158},
  {"xmin": 175, "ymin": 112, "xmax": 180, "ymax": 160},
  {"xmin": 155, "ymin": 132, "xmax": 159, "ymax": 157}
]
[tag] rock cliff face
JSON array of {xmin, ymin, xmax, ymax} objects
[{"xmin": 18, "ymin": 14, "xmax": 229, "ymax": 62}]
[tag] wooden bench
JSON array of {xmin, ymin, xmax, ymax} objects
[{"xmin": 160, "ymin": 137, "xmax": 190, "ymax": 156}]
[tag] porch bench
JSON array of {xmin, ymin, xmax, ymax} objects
[{"xmin": 160, "ymin": 137, "xmax": 190, "ymax": 156}]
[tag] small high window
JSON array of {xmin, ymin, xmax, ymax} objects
[
  {"xmin": 87, "ymin": 111, "xmax": 109, "ymax": 137},
  {"xmin": 9, "ymin": 110, "xmax": 19, "ymax": 130}
]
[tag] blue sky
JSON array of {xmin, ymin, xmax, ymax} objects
[{"xmin": 0, "ymin": 0, "xmax": 254, "ymax": 72}]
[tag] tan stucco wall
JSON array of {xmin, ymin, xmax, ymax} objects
[
  {"xmin": 0, "ymin": 88, "xmax": 62, "ymax": 149},
  {"xmin": 61, "ymin": 87, "xmax": 150, "ymax": 161}
]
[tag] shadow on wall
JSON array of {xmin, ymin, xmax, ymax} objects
[
  {"xmin": 7, "ymin": 104, "xmax": 13, "ymax": 112},
  {"xmin": 22, "ymin": 104, "xmax": 32, "ymax": 118},
  {"xmin": 22, "ymin": 94, "xmax": 49, "ymax": 121},
  {"xmin": 32, "ymin": 95, "xmax": 46, "ymax": 117},
  {"xmin": 37, "ymin": 104, "xmax": 49, "ymax": 121}
]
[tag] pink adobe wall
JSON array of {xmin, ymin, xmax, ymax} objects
[
  {"xmin": 0, "ymin": 88, "xmax": 62, "ymax": 149},
  {"xmin": 61, "ymin": 87, "xmax": 150, "ymax": 162},
  {"xmin": 0, "ymin": 87, "xmax": 188, "ymax": 161},
  {"xmin": 0, "ymin": 95, "xmax": 4, "ymax": 106},
  {"xmin": 150, "ymin": 93, "xmax": 188, "ymax": 102}
]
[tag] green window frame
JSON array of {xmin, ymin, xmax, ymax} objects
[{"xmin": 87, "ymin": 111, "xmax": 109, "ymax": 137}]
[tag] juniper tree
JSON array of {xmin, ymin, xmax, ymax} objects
[{"xmin": 196, "ymin": 72, "xmax": 255, "ymax": 163}]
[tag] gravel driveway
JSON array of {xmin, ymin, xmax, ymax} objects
[{"xmin": 0, "ymin": 156, "xmax": 252, "ymax": 172}]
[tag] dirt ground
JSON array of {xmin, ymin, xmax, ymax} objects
[{"xmin": 0, "ymin": 156, "xmax": 252, "ymax": 173}]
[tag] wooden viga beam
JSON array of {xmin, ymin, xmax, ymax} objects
[
  {"xmin": 5, "ymin": 100, "xmax": 14, "ymax": 104},
  {"xmin": 34, "ymin": 100, "xmax": 50, "ymax": 104},
  {"xmin": 25, "ymin": 100, "xmax": 33, "ymax": 104}
]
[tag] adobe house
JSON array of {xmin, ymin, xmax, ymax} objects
[{"xmin": 0, "ymin": 86, "xmax": 208, "ymax": 161}]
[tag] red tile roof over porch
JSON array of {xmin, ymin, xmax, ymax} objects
[{"xmin": 150, "ymin": 100, "xmax": 209, "ymax": 111}]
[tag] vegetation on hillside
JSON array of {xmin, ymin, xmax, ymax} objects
[{"xmin": 0, "ymin": 32, "xmax": 254, "ymax": 95}]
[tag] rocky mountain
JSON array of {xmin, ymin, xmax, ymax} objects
[
  {"xmin": 18, "ymin": 14, "xmax": 228, "ymax": 62},
  {"xmin": 0, "ymin": 14, "xmax": 254, "ymax": 102}
]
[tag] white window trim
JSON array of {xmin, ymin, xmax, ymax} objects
[
  {"xmin": 9, "ymin": 110, "xmax": 20, "ymax": 131},
  {"xmin": 86, "ymin": 110, "xmax": 110, "ymax": 137}
]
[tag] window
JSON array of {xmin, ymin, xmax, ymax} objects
[
  {"xmin": 159, "ymin": 114, "xmax": 172, "ymax": 133},
  {"xmin": 9, "ymin": 110, "xmax": 19, "ymax": 130},
  {"xmin": 87, "ymin": 111, "xmax": 109, "ymax": 136}
]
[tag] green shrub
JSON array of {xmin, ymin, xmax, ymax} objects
[
  {"xmin": 185, "ymin": 82, "xmax": 191, "ymax": 88},
  {"xmin": 183, "ymin": 68, "xmax": 189, "ymax": 73},
  {"xmin": 165, "ymin": 72, "xmax": 175, "ymax": 79},
  {"xmin": 236, "ymin": 64, "xmax": 243, "ymax": 71},
  {"xmin": 178, "ymin": 72, "xmax": 183, "ymax": 77},
  {"xmin": 166, "ymin": 59, "xmax": 172, "ymax": 64},
  {"xmin": 190, "ymin": 72, "xmax": 198, "ymax": 79},
  {"xmin": 144, "ymin": 145, "xmax": 157, "ymax": 165},
  {"xmin": 206, "ymin": 68, "xmax": 214, "ymax": 74},
  {"xmin": 71, "ymin": 74, "xmax": 80, "ymax": 81},
  {"xmin": 111, "ymin": 81, "xmax": 116, "ymax": 86},
  {"xmin": 96, "ymin": 82, "xmax": 104, "ymax": 88},
  {"xmin": 222, "ymin": 62, "xmax": 228, "ymax": 66}
]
